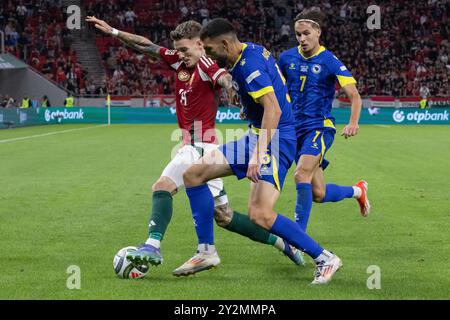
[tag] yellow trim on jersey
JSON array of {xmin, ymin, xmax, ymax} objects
[
  {"xmin": 248, "ymin": 86, "xmax": 274, "ymax": 102},
  {"xmin": 324, "ymin": 118, "xmax": 335, "ymax": 129},
  {"xmin": 232, "ymin": 43, "xmax": 248, "ymax": 69},
  {"xmin": 320, "ymin": 134, "xmax": 326, "ymax": 165},
  {"xmin": 298, "ymin": 45, "xmax": 326, "ymax": 59},
  {"xmin": 271, "ymin": 155, "xmax": 281, "ymax": 191},
  {"xmin": 250, "ymin": 125, "xmax": 260, "ymax": 135},
  {"xmin": 286, "ymin": 93, "xmax": 291, "ymax": 103},
  {"xmin": 275, "ymin": 63, "xmax": 286, "ymax": 85},
  {"xmin": 337, "ymin": 75, "xmax": 357, "ymax": 87}
]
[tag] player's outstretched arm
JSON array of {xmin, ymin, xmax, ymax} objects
[
  {"xmin": 86, "ymin": 16, "xmax": 161, "ymax": 58},
  {"xmin": 341, "ymin": 84, "xmax": 362, "ymax": 139}
]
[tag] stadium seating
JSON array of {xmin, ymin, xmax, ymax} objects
[
  {"xmin": 1, "ymin": 0, "xmax": 449, "ymax": 98},
  {"xmin": 0, "ymin": 0, "xmax": 89, "ymax": 94}
]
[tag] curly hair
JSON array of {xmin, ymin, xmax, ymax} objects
[{"xmin": 170, "ymin": 20, "xmax": 202, "ymax": 41}]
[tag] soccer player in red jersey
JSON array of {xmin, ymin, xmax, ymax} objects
[{"xmin": 86, "ymin": 17, "xmax": 304, "ymax": 272}]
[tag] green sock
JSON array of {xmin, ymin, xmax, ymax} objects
[
  {"xmin": 148, "ymin": 191, "xmax": 173, "ymax": 241},
  {"xmin": 224, "ymin": 211, "xmax": 278, "ymax": 245}
]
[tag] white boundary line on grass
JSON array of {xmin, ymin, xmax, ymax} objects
[
  {"xmin": 0, "ymin": 124, "xmax": 107, "ymax": 143},
  {"xmin": 374, "ymin": 125, "xmax": 391, "ymax": 128}
]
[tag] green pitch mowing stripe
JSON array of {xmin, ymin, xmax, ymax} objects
[{"xmin": 0, "ymin": 124, "xmax": 449, "ymax": 299}]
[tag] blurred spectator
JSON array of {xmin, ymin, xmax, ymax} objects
[
  {"xmin": 41, "ymin": 95, "xmax": 51, "ymax": 107},
  {"xmin": 20, "ymin": 96, "xmax": 30, "ymax": 108},
  {"xmin": 64, "ymin": 93, "xmax": 74, "ymax": 107}
]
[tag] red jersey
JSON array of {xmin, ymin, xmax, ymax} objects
[{"xmin": 159, "ymin": 47, "xmax": 227, "ymax": 145}]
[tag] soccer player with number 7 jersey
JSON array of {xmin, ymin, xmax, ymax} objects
[{"xmin": 278, "ymin": 7, "xmax": 371, "ymax": 234}]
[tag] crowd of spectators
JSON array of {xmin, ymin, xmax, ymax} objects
[
  {"xmin": 1, "ymin": 0, "xmax": 449, "ymax": 99},
  {"xmin": 0, "ymin": 0, "xmax": 89, "ymax": 94},
  {"xmin": 85, "ymin": 0, "xmax": 292, "ymax": 97}
]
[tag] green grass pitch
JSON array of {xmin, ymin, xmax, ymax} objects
[{"xmin": 1, "ymin": 123, "xmax": 449, "ymax": 299}]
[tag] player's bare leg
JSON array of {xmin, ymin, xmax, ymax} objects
[{"xmin": 127, "ymin": 176, "xmax": 177, "ymax": 266}]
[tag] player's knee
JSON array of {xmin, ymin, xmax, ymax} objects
[
  {"xmin": 294, "ymin": 166, "xmax": 314, "ymax": 183},
  {"xmin": 214, "ymin": 204, "xmax": 233, "ymax": 228},
  {"xmin": 248, "ymin": 206, "xmax": 273, "ymax": 229},
  {"xmin": 152, "ymin": 179, "xmax": 176, "ymax": 193},
  {"xmin": 182, "ymin": 167, "xmax": 204, "ymax": 187},
  {"xmin": 313, "ymin": 186, "xmax": 325, "ymax": 203}
]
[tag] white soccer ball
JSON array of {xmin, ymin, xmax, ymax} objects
[{"xmin": 113, "ymin": 246, "xmax": 149, "ymax": 279}]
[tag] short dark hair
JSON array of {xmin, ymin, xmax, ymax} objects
[
  {"xmin": 170, "ymin": 20, "xmax": 202, "ymax": 41},
  {"xmin": 200, "ymin": 18, "xmax": 236, "ymax": 40},
  {"xmin": 294, "ymin": 7, "xmax": 325, "ymax": 29}
]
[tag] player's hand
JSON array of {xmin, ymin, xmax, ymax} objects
[
  {"xmin": 247, "ymin": 153, "xmax": 262, "ymax": 183},
  {"xmin": 341, "ymin": 123, "xmax": 359, "ymax": 139},
  {"xmin": 86, "ymin": 16, "xmax": 113, "ymax": 35}
]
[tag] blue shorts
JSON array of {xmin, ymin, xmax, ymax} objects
[
  {"xmin": 219, "ymin": 130, "xmax": 296, "ymax": 191},
  {"xmin": 295, "ymin": 129, "xmax": 335, "ymax": 170}
]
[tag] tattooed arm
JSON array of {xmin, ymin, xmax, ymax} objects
[
  {"xmin": 217, "ymin": 73, "xmax": 242, "ymax": 109},
  {"xmin": 86, "ymin": 16, "xmax": 161, "ymax": 57}
]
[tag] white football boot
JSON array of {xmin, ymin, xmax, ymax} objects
[{"xmin": 173, "ymin": 251, "xmax": 221, "ymax": 277}]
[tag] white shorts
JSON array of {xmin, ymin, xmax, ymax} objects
[{"xmin": 161, "ymin": 142, "xmax": 228, "ymax": 207}]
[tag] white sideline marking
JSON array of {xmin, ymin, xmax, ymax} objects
[
  {"xmin": 375, "ymin": 125, "xmax": 391, "ymax": 128},
  {"xmin": 0, "ymin": 125, "xmax": 107, "ymax": 143}
]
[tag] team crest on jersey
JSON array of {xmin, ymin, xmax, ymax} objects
[
  {"xmin": 232, "ymin": 80, "xmax": 239, "ymax": 91},
  {"xmin": 178, "ymin": 70, "xmax": 190, "ymax": 82},
  {"xmin": 240, "ymin": 59, "xmax": 246, "ymax": 66},
  {"xmin": 300, "ymin": 65, "xmax": 308, "ymax": 72},
  {"xmin": 262, "ymin": 48, "xmax": 271, "ymax": 60},
  {"xmin": 312, "ymin": 64, "xmax": 322, "ymax": 74},
  {"xmin": 261, "ymin": 153, "xmax": 271, "ymax": 165}
]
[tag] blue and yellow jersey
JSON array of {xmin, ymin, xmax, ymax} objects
[
  {"xmin": 278, "ymin": 45, "xmax": 356, "ymax": 134},
  {"xmin": 230, "ymin": 42, "xmax": 296, "ymax": 137}
]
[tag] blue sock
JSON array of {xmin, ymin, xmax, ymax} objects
[
  {"xmin": 322, "ymin": 184, "xmax": 354, "ymax": 203},
  {"xmin": 270, "ymin": 213, "xmax": 323, "ymax": 259},
  {"xmin": 186, "ymin": 184, "xmax": 214, "ymax": 245},
  {"xmin": 295, "ymin": 183, "xmax": 312, "ymax": 232}
]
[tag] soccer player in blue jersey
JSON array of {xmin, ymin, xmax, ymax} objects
[
  {"xmin": 173, "ymin": 18, "xmax": 342, "ymax": 284},
  {"xmin": 278, "ymin": 8, "xmax": 371, "ymax": 233}
]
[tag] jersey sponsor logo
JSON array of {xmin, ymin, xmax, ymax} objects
[
  {"xmin": 300, "ymin": 65, "xmax": 308, "ymax": 72},
  {"xmin": 289, "ymin": 63, "xmax": 296, "ymax": 70},
  {"xmin": 165, "ymin": 50, "xmax": 177, "ymax": 55},
  {"xmin": 312, "ymin": 64, "xmax": 322, "ymax": 74},
  {"xmin": 178, "ymin": 70, "xmax": 190, "ymax": 82}
]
